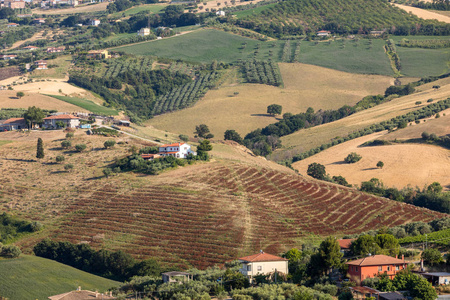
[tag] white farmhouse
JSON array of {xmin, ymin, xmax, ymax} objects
[
  {"xmin": 90, "ymin": 19, "xmax": 101, "ymax": 26},
  {"xmin": 137, "ymin": 28, "xmax": 151, "ymax": 37},
  {"xmin": 43, "ymin": 114, "xmax": 80, "ymax": 129},
  {"xmin": 158, "ymin": 142, "xmax": 196, "ymax": 159},
  {"xmin": 238, "ymin": 251, "xmax": 288, "ymax": 283}
]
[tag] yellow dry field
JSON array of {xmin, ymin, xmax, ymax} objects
[
  {"xmin": 0, "ymin": 91, "xmax": 88, "ymax": 112},
  {"xmin": 292, "ymin": 131, "xmax": 450, "ymax": 190},
  {"xmin": 277, "ymin": 77, "xmax": 450, "ymax": 158},
  {"xmin": 393, "ymin": 3, "xmax": 450, "ymax": 23},
  {"xmin": 32, "ymin": 2, "xmax": 108, "ymax": 15},
  {"xmin": 196, "ymin": 0, "xmax": 266, "ymax": 13},
  {"xmin": 148, "ymin": 63, "xmax": 393, "ymax": 138}
]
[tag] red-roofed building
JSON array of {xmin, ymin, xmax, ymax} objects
[
  {"xmin": 338, "ymin": 238, "xmax": 354, "ymax": 256},
  {"xmin": 317, "ymin": 30, "xmax": 331, "ymax": 37},
  {"xmin": 158, "ymin": 142, "xmax": 196, "ymax": 158},
  {"xmin": 346, "ymin": 255, "xmax": 407, "ymax": 284},
  {"xmin": 238, "ymin": 251, "xmax": 288, "ymax": 282},
  {"xmin": 0, "ymin": 117, "xmax": 27, "ymax": 130},
  {"xmin": 43, "ymin": 114, "xmax": 80, "ymax": 129}
]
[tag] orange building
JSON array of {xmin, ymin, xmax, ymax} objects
[{"xmin": 346, "ymin": 254, "xmax": 407, "ymax": 284}]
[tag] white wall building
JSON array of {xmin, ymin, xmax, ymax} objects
[
  {"xmin": 43, "ymin": 114, "xmax": 80, "ymax": 129},
  {"xmin": 158, "ymin": 142, "xmax": 196, "ymax": 159},
  {"xmin": 137, "ymin": 27, "xmax": 151, "ymax": 36},
  {"xmin": 238, "ymin": 251, "xmax": 289, "ymax": 282}
]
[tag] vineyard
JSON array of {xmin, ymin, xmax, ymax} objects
[
  {"xmin": 240, "ymin": 60, "xmax": 283, "ymax": 87},
  {"xmin": 399, "ymin": 229, "xmax": 450, "ymax": 246},
  {"xmin": 151, "ymin": 71, "xmax": 221, "ymax": 115},
  {"xmin": 14, "ymin": 160, "xmax": 441, "ymax": 270}
]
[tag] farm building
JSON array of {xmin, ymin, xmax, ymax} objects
[
  {"xmin": 90, "ymin": 19, "xmax": 101, "ymax": 26},
  {"xmin": 43, "ymin": 114, "xmax": 80, "ymax": 129},
  {"xmin": 216, "ymin": 10, "xmax": 226, "ymax": 16},
  {"xmin": 141, "ymin": 153, "xmax": 162, "ymax": 160},
  {"xmin": 158, "ymin": 142, "xmax": 196, "ymax": 158},
  {"xmin": 162, "ymin": 271, "xmax": 192, "ymax": 284},
  {"xmin": 238, "ymin": 251, "xmax": 289, "ymax": 283},
  {"xmin": 86, "ymin": 50, "xmax": 110, "ymax": 59},
  {"xmin": 3, "ymin": 0, "xmax": 25, "ymax": 9},
  {"xmin": 48, "ymin": 286, "xmax": 115, "ymax": 300},
  {"xmin": 33, "ymin": 18, "xmax": 46, "ymax": 24},
  {"xmin": 346, "ymin": 255, "xmax": 407, "ymax": 284},
  {"xmin": 317, "ymin": 30, "xmax": 331, "ymax": 37},
  {"xmin": 47, "ymin": 46, "xmax": 65, "ymax": 53},
  {"xmin": 421, "ymin": 272, "xmax": 450, "ymax": 286},
  {"xmin": 0, "ymin": 54, "xmax": 17, "ymax": 60},
  {"xmin": 7, "ymin": 23, "xmax": 19, "ymax": 27},
  {"xmin": 0, "ymin": 118, "xmax": 27, "ymax": 130},
  {"xmin": 23, "ymin": 46, "xmax": 39, "ymax": 51},
  {"xmin": 137, "ymin": 27, "xmax": 151, "ymax": 36},
  {"xmin": 338, "ymin": 238, "xmax": 354, "ymax": 256},
  {"xmin": 35, "ymin": 60, "xmax": 48, "ymax": 70}
]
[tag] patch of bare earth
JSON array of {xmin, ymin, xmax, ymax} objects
[
  {"xmin": 32, "ymin": 2, "xmax": 108, "ymax": 15},
  {"xmin": 393, "ymin": 3, "xmax": 450, "ymax": 23},
  {"xmin": 0, "ymin": 91, "xmax": 88, "ymax": 112}
]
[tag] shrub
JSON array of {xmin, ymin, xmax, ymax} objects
[
  {"xmin": 75, "ymin": 144, "xmax": 87, "ymax": 152},
  {"xmin": 103, "ymin": 168, "xmax": 112, "ymax": 177},
  {"xmin": 61, "ymin": 140, "xmax": 72, "ymax": 149},
  {"xmin": 104, "ymin": 140, "xmax": 116, "ymax": 149},
  {"xmin": 64, "ymin": 164, "xmax": 74, "ymax": 171},
  {"xmin": 344, "ymin": 152, "xmax": 362, "ymax": 163},
  {"xmin": 56, "ymin": 155, "xmax": 65, "ymax": 163},
  {"xmin": 65, "ymin": 132, "xmax": 74, "ymax": 138},
  {"xmin": 307, "ymin": 162, "xmax": 326, "ymax": 180},
  {"xmin": 377, "ymin": 161, "xmax": 384, "ymax": 169},
  {"xmin": 1, "ymin": 245, "xmax": 21, "ymax": 258},
  {"xmin": 179, "ymin": 134, "xmax": 189, "ymax": 142}
]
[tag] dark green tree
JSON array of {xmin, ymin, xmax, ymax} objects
[
  {"xmin": 36, "ymin": 138, "xmax": 44, "ymax": 159},
  {"xmin": 376, "ymin": 161, "xmax": 384, "ymax": 169},
  {"xmin": 318, "ymin": 236, "xmax": 343, "ymax": 274},
  {"xmin": 75, "ymin": 144, "xmax": 87, "ymax": 152},
  {"xmin": 16, "ymin": 91, "xmax": 24, "ymax": 99},
  {"xmin": 104, "ymin": 140, "xmax": 116, "ymax": 149},
  {"xmin": 224, "ymin": 129, "xmax": 243, "ymax": 144},
  {"xmin": 351, "ymin": 235, "xmax": 380, "ymax": 256},
  {"xmin": 61, "ymin": 140, "xmax": 72, "ymax": 149},
  {"xmin": 24, "ymin": 106, "xmax": 45, "ymax": 129},
  {"xmin": 197, "ymin": 139, "xmax": 213, "ymax": 152},
  {"xmin": 194, "ymin": 124, "xmax": 210, "ymax": 138},
  {"xmin": 375, "ymin": 234, "xmax": 399, "ymax": 256},
  {"xmin": 421, "ymin": 248, "xmax": 443, "ymax": 266},
  {"xmin": 344, "ymin": 152, "xmax": 362, "ymax": 163},
  {"xmin": 307, "ymin": 163, "xmax": 326, "ymax": 180},
  {"xmin": 267, "ymin": 104, "xmax": 282, "ymax": 116}
]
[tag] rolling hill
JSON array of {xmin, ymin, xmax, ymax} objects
[
  {"xmin": 0, "ymin": 255, "xmax": 119, "ymax": 300},
  {"xmin": 0, "ymin": 131, "xmax": 444, "ymax": 270}
]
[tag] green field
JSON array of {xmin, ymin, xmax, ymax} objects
[
  {"xmin": 0, "ymin": 255, "xmax": 119, "ymax": 300},
  {"xmin": 396, "ymin": 47, "xmax": 450, "ymax": 77},
  {"xmin": 46, "ymin": 95, "xmax": 119, "ymax": 116},
  {"xmin": 110, "ymin": 4, "xmax": 166, "ymax": 17},
  {"xmin": 232, "ymin": 3, "xmax": 277, "ymax": 18}
]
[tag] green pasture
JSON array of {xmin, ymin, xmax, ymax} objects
[
  {"xmin": 45, "ymin": 95, "xmax": 119, "ymax": 116},
  {"xmin": 110, "ymin": 4, "xmax": 166, "ymax": 17},
  {"xmin": 0, "ymin": 255, "xmax": 119, "ymax": 300},
  {"xmin": 232, "ymin": 3, "xmax": 278, "ymax": 18},
  {"xmin": 396, "ymin": 47, "xmax": 450, "ymax": 77}
]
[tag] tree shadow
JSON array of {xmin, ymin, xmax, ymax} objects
[
  {"xmin": 362, "ymin": 167, "xmax": 378, "ymax": 171},
  {"xmin": 50, "ymin": 170, "xmax": 66, "ymax": 174},
  {"xmin": 4, "ymin": 158, "xmax": 35, "ymax": 162},
  {"xmin": 251, "ymin": 113, "xmax": 275, "ymax": 117},
  {"xmin": 330, "ymin": 161, "xmax": 347, "ymax": 165},
  {"xmin": 85, "ymin": 176, "xmax": 104, "ymax": 181}
]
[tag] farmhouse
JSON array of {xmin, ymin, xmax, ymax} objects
[
  {"xmin": 238, "ymin": 251, "xmax": 289, "ymax": 283},
  {"xmin": 338, "ymin": 238, "xmax": 354, "ymax": 256},
  {"xmin": 346, "ymin": 255, "xmax": 407, "ymax": 284},
  {"xmin": 33, "ymin": 18, "xmax": 46, "ymax": 25},
  {"xmin": 47, "ymin": 46, "xmax": 65, "ymax": 53},
  {"xmin": 3, "ymin": 0, "xmax": 25, "ymax": 9},
  {"xmin": 158, "ymin": 142, "xmax": 196, "ymax": 158},
  {"xmin": 86, "ymin": 49, "xmax": 110, "ymax": 59},
  {"xmin": 0, "ymin": 54, "xmax": 17, "ymax": 60},
  {"xmin": 216, "ymin": 10, "xmax": 226, "ymax": 16},
  {"xmin": 317, "ymin": 30, "xmax": 331, "ymax": 37},
  {"xmin": 7, "ymin": 23, "xmax": 19, "ymax": 27},
  {"xmin": 23, "ymin": 46, "xmax": 39, "ymax": 51},
  {"xmin": 90, "ymin": 19, "xmax": 101, "ymax": 26},
  {"xmin": 137, "ymin": 27, "xmax": 151, "ymax": 36},
  {"xmin": 48, "ymin": 286, "xmax": 115, "ymax": 300},
  {"xmin": 162, "ymin": 271, "xmax": 192, "ymax": 283},
  {"xmin": 35, "ymin": 60, "xmax": 48, "ymax": 70},
  {"xmin": 43, "ymin": 114, "xmax": 80, "ymax": 129},
  {"xmin": 0, "ymin": 118, "xmax": 27, "ymax": 130}
]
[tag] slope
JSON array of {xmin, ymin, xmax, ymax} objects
[
  {"xmin": 0, "ymin": 132, "xmax": 443, "ymax": 271},
  {"xmin": 0, "ymin": 255, "xmax": 119, "ymax": 300}
]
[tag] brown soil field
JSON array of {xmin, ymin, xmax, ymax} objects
[
  {"xmin": 149, "ymin": 63, "xmax": 393, "ymax": 138},
  {"xmin": 393, "ymin": 3, "xmax": 450, "ymax": 23},
  {"xmin": 0, "ymin": 91, "xmax": 88, "ymax": 112},
  {"xmin": 32, "ymin": 2, "xmax": 108, "ymax": 15},
  {"xmin": 0, "ymin": 131, "xmax": 444, "ymax": 269},
  {"xmin": 0, "ymin": 66, "xmax": 20, "ymax": 81},
  {"xmin": 274, "ymin": 76, "xmax": 450, "ymax": 161}
]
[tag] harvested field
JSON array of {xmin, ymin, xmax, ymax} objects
[
  {"xmin": 149, "ymin": 64, "xmax": 394, "ymax": 137},
  {"xmin": 0, "ymin": 133, "xmax": 444, "ymax": 269},
  {"xmin": 273, "ymin": 77, "xmax": 450, "ymax": 161},
  {"xmin": 32, "ymin": 2, "xmax": 108, "ymax": 14},
  {"xmin": 393, "ymin": 3, "xmax": 450, "ymax": 23},
  {"xmin": 0, "ymin": 91, "xmax": 88, "ymax": 112},
  {"xmin": 292, "ymin": 130, "xmax": 450, "ymax": 190}
]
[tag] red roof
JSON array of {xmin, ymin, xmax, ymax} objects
[
  {"xmin": 160, "ymin": 142, "xmax": 185, "ymax": 148},
  {"xmin": 44, "ymin": 114, "xmax": 79, "ymax": 120},
  {"xmin": 238, "ymin": 252, "xmax": 287, "ymax": 262},
  {"xmin": 338, "ymin": 239, "xmax": 354, "ymax": 249},
  {"xmin": 3, "ymin": 117, "xmax": 25, "ymax": 124},
  {"xmin": 161, "ymin": 151, "xmax": 179, "ymax": 154},
  {"xmin": 346, "ymin": 255, "xmax": 405, "ymax": 266}
]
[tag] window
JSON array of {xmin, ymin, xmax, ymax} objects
[
  {"xmin": 387, "ymin": 266, "xmax": 391, "ymax": 271},
  {"xmin": 247, "ymin": 265, "xmax": 251, "ymax": 271},
  {"xmin": 396, "ymin": 265, "xmax": 400, "ymax": 271},
  {"xmin": 257, "ymin": 266, "xmax": 262, "ymax": 271},
  {"xmin": 355, "ymin": 267, "xmax": 358, "ymax": 272},
  {"xmin": 378, "ymin": 266, "xmax": 382, "ymax": 272}
]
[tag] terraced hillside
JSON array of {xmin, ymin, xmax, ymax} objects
[{"xmin": 0, "ymin": 134, "xmax": 443, "ymax": 270}]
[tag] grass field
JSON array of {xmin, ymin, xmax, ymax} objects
[
  {"xmin": 272, "ymin": 76, "xmax": 450, "ymax": 161},
  {"xmin": 30, "ymin": 56, "xmax": 72, "ymax": 79},
  {"xmin": 395, "ymin": 47, "xmax": 450, "ymax": 77},
  {"xmin": 148, "ymin": 64, "xmax": 393, "ymax": 137},
  {"xmin": 0, "ymin": 255, "xmax": 119, "ymax": 300},
  {"xmin": 110, "ymin": 3, "xmax": 166, "ymax": 17},
  {"xmin": 232, "ymin": 3, "xmax": 277, "ymax": 18},
  {"xmin": 32, "ymin": 2, "xmax": 108, "ymax": 14},
  {"xmin": 46, "ymin": 95, "xmax": 119, "ymax": 116}
]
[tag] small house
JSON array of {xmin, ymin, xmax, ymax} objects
[
  {"xmin": 23, "ymin": 46, "xmax": 38, "ymax": 51},
  {"xmin": 216, "ymin": 10, "xmax": 226, "ymax": 16},
  {"xmin": 47, "ymin": 46, "xmax": 65, "ymax": 53},
  {"xmin": 86, "ymin": 49, "xmax": 110, "ymax": 59},
  {"xmin": 35, "ymin": 60, "xmax": 48, "ymax": 70},
  {"xmin": 338, "ymin": 238, "xmax": 354, "ymax": 256},
  {"xmin": 0, "ymin": 118, "xmax": 27, "ymax": 130},
  {"xmin": 90, "ymin": 19, "xmax": 101, "ymax": 26},
  {"xmin": 346, "ymin": 255, "xmax": 407, "ymax": 284},
  {"xmin": 43, "ymin": 114, "xmax": 80, "ymax": 129},
  {"xmin": 238, "ymin": 251, "xmax": 289, "ymax": 283},
  {"xmin": 162, "ymin": 271, "xmax": 192, "ymax": 284},
  {"xmin": 421, "ymin": 272, "xmax": 450, "ymax": 286},
  {"xmin": 5, "ymin": 0, "xmax": 25, "ymax": 9},
  {"xmin": 350, "ymin": 286, "xmax": 380, "ymax": 299},
  {"xmin": 141, "ymin": 153, "xmax": 161, "ymax": 160},
  {"xmin": 33, "ymin": 18, "xmax": 46, "ymax": 25},
  {"xmin": 370, "ymin": 30, "xmax": 385, "ymax": 36},
  {"xmin": 137, "ymin": 27, "xmax": 151, "ymax": 36},
  {"xmin": 0, "ymin": 54, "xmax": 17, "ymax": 60},
  {"xmin": 158, "ymin": 142, "xmax": 196, "ymax": 159},
  {"xmin": 7, "ymin": 23, "xmax": 19, "ymax": 27},
  {"xmin": 317, "ymin": 30, "xmax": 331, "ymax": 37}
]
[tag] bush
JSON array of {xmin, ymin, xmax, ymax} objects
[
  {"xmin": 61, "ymin": 140, "xmax": 71, "ymax": 149},
  {"xmin": 1, "ymin": 245, "xmax": 21, "ymax": 258},
  {"xmin": 65, "ymin": 132, "xmax": 74, "ymax": 138},
  {"xmin": 75, "ymin": 144, "xmax": 87, "ymax": 152},
  {"xmin": 64, "ymin": 164, "xmax": 74, "ymax": 171},
  {"xmin": 56, "ymin": 155, "xmax": 65, "ymax": 163},
  {"xmin": 179, "ymin": 134, "xmax": 189, "ymax": 142},
  {"xmin": 307, "ymin": 163, "xmax": 326, "ymax": 180},
  {"xmin": 104, "ymin": 140, "xmax": 116, "ymax": 149},
  {"xmin": 344, "ymin": 152, "xmax": 362, "ymax": 163}
]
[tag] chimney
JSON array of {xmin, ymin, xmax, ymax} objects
[
  {"xmin": 396, "ymin": 255, "xmax": 398, "ymax": 259},
  {"xmin": 402, "ymin": 254, "xmax": 404, "ymax": 262}
]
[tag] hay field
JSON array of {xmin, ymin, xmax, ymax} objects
[
  {"xmin": 274, "ymin": 77, "xmax": 450, "ymax": 160},
  {"xmin": 0, "ymin": 91, "xmax": 88, "ymax": 112},
  {"xmin": 292, "ymin": 131, "xmax": 450, "ymax": 190},
  {"xmin": 393, "ymin": 3, "xmax": 450, "ymax": 23},
  {"xmin": 148, "ymin": 64, "xmax": 394, "ymax": 138},
  {"xmin": 32, "ymin": 2, "xmax": 108, "ymax": 14}
]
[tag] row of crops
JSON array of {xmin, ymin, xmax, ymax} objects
[
  {"xmin": 167, "ymin": 61, "xmax": 196, "ymax": 77},
  {"xmin": 398, "ymin": 39, "xmax": 450, "ymax": 49},
  {"xmin": 399, "ymin": 228, "xmax": 450, "ymax": 246},
  {"xmin": 151, "ymin": 71, "xmax": 221, "ymax": 115},
  {"xmin": 281, "ymin": 40, "xmax": 301, "ymax": 62},
  {"xmin": 104, "ymin": 57, "xmax": 155, "ymax": 78},
  {"xmin": 240, "ymin": 60, "xmax": 283, "ymax": 87}
]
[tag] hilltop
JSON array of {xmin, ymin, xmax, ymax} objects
[{"xmin": 0, "ymin": 131, "xmax": 443, "ymax": 270}]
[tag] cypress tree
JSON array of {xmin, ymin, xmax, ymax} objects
[{"xmin": 36, "ymin": 138, "xmax": 44, "ymax": 159}]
